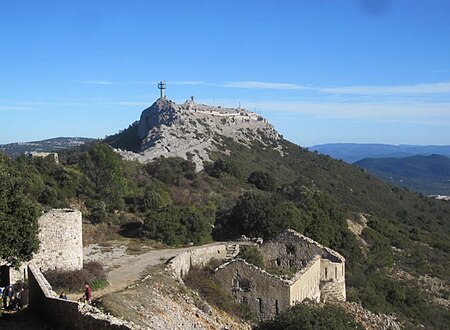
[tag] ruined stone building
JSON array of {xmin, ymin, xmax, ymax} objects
[
  {"xmin": 27, "ymin": 151, "xmax": 59, "ymax": 164},
  {"xmin": 215, "ymin": 229, "xmax": 346, "ymax": 321},
  {"xmin": 0, "ymin": 208, "xmax": 83, "ymax": 286}
]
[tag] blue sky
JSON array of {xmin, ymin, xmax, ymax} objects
[{"xmin": 1, "ymin": 0, "xmax": 449, "ymax": 147}]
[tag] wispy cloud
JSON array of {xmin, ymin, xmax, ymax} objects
[
  {"xmin": 74, "ymin": 80, "xmax": 116, "ymax": 85},
  {"xmin": 0, "ymin": 105, "xmax": 33, "ymax": 111},
  {"xmin": 223, "ymin": 81, "xmax": 308, "ymax": 90},
  {"xmin": 245, "ymin": 100, "xmax": 450, "ymax": 126},
  {"xmin": 220, "ymin": 80, "xmax": 450, "ymax": 96},
  {"xmin": 117, "ymin": 101, "xmax": 150, "ymax": 107},
  {"xmin": 170, "ymin": 80, "xmax": 205, "ymax": 86},
  {"xmin": 319, "ymin": 82, "xmax": 450, "ymax": 95}
]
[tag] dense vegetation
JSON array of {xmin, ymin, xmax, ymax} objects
[
  {"xmin": 355, "ymin": 154, "xmax": 450, "ymax": 195},
  {"xmin": 2, "ymin": 136, "xmax": 450, "ymax": 328},
  {"xmin": 255, "ymin": 300, "xmax": 364, "ymax": 330},
  {"xmin": 0, "ymin": 153, "xmax": 40, "ymax": 265}
]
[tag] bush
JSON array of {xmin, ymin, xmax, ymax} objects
[
  {"xmin": 145, "ymin": 157, "xmax": 196, "ymax": 184},
  {"xmin": 43, "ymin": 261, "xmax": 107, "ymax": 292},
  {"xmin": 238, "ymin": 246, "xmax": 264, "ymax": 268},
  {"xmin": 256, "ymin": 300, "xmax": 364, "ymax": 330},
  {"xmin": 142, "ymin": 205, "xmax": 212, "ymax": 246},
  {"xmin": 248, "ymin": 171, "xmax": 276, "ymax": 191}
]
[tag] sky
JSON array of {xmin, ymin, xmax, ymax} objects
[{"xmin": 1, "ymin": 0, "xmax": 450, "ymax": 147}]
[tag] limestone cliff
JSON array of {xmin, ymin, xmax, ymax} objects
[{"xmin": 115, "ymin": 97, "xmax": 282, "ymax": 170}]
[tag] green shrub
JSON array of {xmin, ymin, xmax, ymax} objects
[
  {"xmin": 238, "ymin": 246, "xmax": 264, "ymax": 268},
  {"xmin": 256, "ymin": 300, "xmax": 364, "ymax": 330},
  {"xmin": 44, "ymin": 261, "xmax": 107, "ymax": 293}
]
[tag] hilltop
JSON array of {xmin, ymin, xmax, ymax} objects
[
  {"xmin": 106, "ymin": 97, "xmax": 281, "ymax": 170},
  {"xmin": 0, "ymin": 137, "xmax": 96, "ymax": 159}
]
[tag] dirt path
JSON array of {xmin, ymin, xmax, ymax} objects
[{"xmin": 84, "ymin": 242, "xmax": 227, "ymax": 298}]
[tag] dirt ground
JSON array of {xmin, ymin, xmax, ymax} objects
[{"xmin": 83, "ymin": 241, "xmax": 224, "ymax": 298}]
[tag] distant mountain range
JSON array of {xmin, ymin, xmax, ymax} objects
[
  {"xmin": 309, "ymin": 143, "xmax": 450, "ymax": 163},
  {"xmin": 0, "ymin": 137, "xmax": 96, "ymax": 158},
  {"xmin": 354, "ymin": 154, "xmax": 450, "ymax": 195}
]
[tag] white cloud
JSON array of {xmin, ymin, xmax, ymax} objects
[
  {"xmin": 320, "ymin": 82, "xmax": 450, "ymax": 95},
  {"xmin": 244, "ymin": 100, "xmax": 450, "ymax": 126},
  {"xmin": 0, "ymin": 105, "xmax": 33, "ymax": 111},
  {"xmin": 74, "ymin": 80, "xmax": 116, "ymax": 85},
  {"xmin": 169, "ymin": 80, "xmax": 205, "ymax": 85},
  {"xmin": 223, "ymin": 81, "xmax": 308, "ymax": 90},
  {"xmin": 117, "ymin": 101, "xmax": 150, "ymax": 107},
  {"xmin": 220, "ymin": 80, "xmax": 450, "ymax": 95}
]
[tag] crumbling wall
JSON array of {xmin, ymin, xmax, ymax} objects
[
  {"xmin": 28, "ymin": 264, "xmax": 134, "ymax": 330},
  {"xmin": 259, "ymin": 230, "xmax": 343, "ymax": 270},
  {"xmin": 168, "ymin": 244, "xmax": 238, "ymax": 279},
  {"xmin": 215, "ymin": 259, "xmax": 291, "ymax": 321}
]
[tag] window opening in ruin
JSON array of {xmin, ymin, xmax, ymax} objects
[
  {"xmin": 286, "ymin": 244, "xmax": 296, "ymax": 254},
  {"xmin": 275, "ymin": 258, "xmax": 281, "ymax": 267},
  {"xmin": 233, "ymin": 275, "xmax": 252, "ymax": 292},
  {"xmin": 259, "ymin": 298, "xmax": 263, "ymax": 314},
  {"xmin": 275, "ymin": 299, "xmax": 279, "ymax": 315},
  {"xmin": 325, "ymin": 267, "xmax": 328, "ymax": 279},
  {"xmin": 289, "ymin": 259, "xmax": 293, "ymax": 268},
  {"xmin": 335, "ymin": 266, "xmax": 338, "ymax": 279},
  {"xmin": 238, "ymin": 278, "xmax": 252, "ymax": 291},
  {"xmin": 232, "ymin": 276, "xmax": 238, "ymax": 288},
  {"xmin": 0, "ymin": 265, "xmax": 10, "ymax": 286}
]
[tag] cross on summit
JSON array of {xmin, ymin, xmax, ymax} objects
[{"xmin": 158, "ymin": 80, "xmax": 166, "ymax": 99}]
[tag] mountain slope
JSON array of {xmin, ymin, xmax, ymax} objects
[
  {"xmin": 310, "ymin": 143, "xmax": 450, "ymax": 163},
  {"xmin": 0, "ymin": 137, "xmax": 96, "ymax": 158},
  {"xmin": 354, "ymin": 154, "xmax": 450, "ymax": 195}
]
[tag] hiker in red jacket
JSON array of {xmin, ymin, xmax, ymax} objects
[{"xmin": 84, "ymin": 283, "xmax": 92, "ymax": 304}]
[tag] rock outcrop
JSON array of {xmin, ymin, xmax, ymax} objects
[{"xmin": 116, "ymin": 97, "xmax": 282, "ymax": 170}]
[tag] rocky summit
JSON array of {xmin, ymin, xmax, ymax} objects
[{"xmin": 116, "ymin": 97, "xmax": 282, "ymax": 170}]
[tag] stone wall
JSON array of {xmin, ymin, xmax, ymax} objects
[
  {"xmin": 2, "ymin": 208, "xmax": 83, "ymax": 285},
  {"xmin": 289, "ymin": 256, "xmax": 321, "ymax": 303},
  {"xmin": 215, "ymin": 259, "xmax": 291, "ymax": 321},
  {"xmin": 214, "ymin": 230, "xmax": 347, "ymax": 321},
  {"xmin": 259, "ymin": 230, "xmax": 344, "ymax": 268},
  {"xmin": 320, "ymin": 259, "xmax": 346, "ymax": 301},
  {"xmin": 168, "ymin": 244, "xmax": 239, "ymax": 279},
  {"xmin": 28, "ymin": 263, "xmax": 135, "ymax": 330},
  {"xmin": 33, "ymin": 208, "xmax": 83, "ymax": 272}
]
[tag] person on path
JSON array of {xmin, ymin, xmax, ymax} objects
[
  {"xmin": 84, "ymin": 283, "xmax": 92, "ymax": 304},
  {"xmin": 2, "ymin": 285, "xmax": 15, "ymax": 309}
]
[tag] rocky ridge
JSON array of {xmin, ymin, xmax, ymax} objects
[{"xmin": 116, "ymin": 98, "xmax": 282, "ymax": 170}]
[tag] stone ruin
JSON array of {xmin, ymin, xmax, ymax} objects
[
  {"xmin": 0, "ymin": 208, "xmax": 83, "ymax": 286},
  {"xmin": 215, "ymin": 229, "xmax": 346, "ymax": 321}
]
